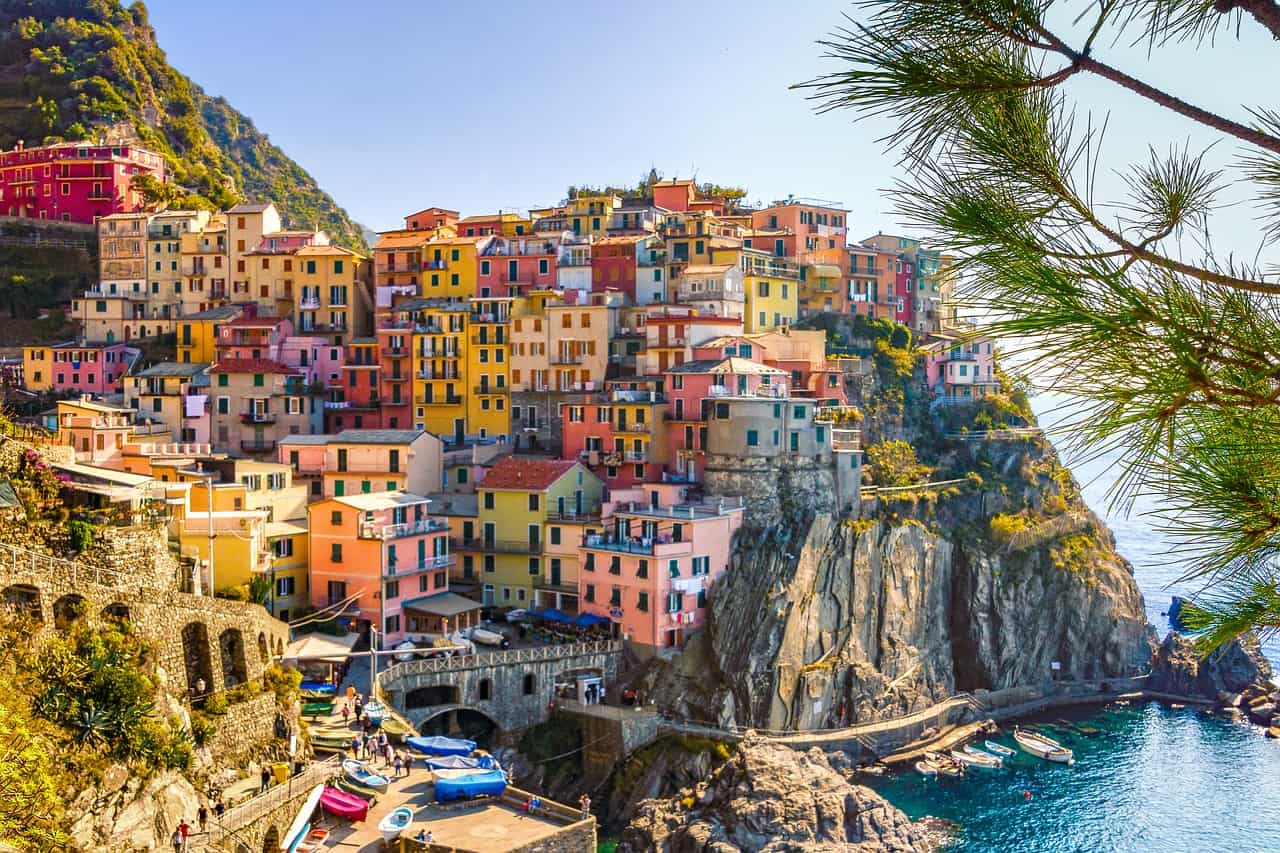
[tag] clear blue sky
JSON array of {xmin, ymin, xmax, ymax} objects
[{"xmin": 146, "ymin": 0, "xmax": 1274, "ymax": 252}]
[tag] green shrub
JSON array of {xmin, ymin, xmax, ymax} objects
[
  {"xmin": 865, "ymin": 439, "xmax": 932, "ymax": 487},
  {"xmin": 989, "ymin": 513, "xmax": 1030, "ymax": 545},
  {"xmin": 188, "ymin": 712, "xmax": 216, "ymax": 747},
  {"xmin": 66, "ymin": 520, "xmax": 95, "ymax": 553},
  {"xmin": 203, "ymin": 693, "xmax": 228, "ymax": 716}
]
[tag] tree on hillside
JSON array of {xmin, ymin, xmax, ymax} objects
[{"xmin": 801, "ymin": 0, "xmax": 1280, "ymax": 650}]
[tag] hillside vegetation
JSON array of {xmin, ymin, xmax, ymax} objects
[{"xmin": 0, "ymin": 0, "xmax": 366, "ymax": 249}]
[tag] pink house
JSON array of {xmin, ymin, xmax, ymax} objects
[
  {"xmin": 477, "ymin": 235, "xmax": 559, "ymax": 298},
  {"xmin": 578, "ymin": 488, "xmax": 744, "ymax": 653},
  {"xmin": 923, "ymin": 329, "xmax": 999, "ymax": 403},
  {"xmin": 43, "ymin": 341, "xmax": 140, "ymax": 394},
  {"xmin": 559, "ymin": 379, "xmax": 668, "ymax": 490},
  {"xmin": 215, "ymin": 314, "xmax": 293, "ymax": 360},
  {"xmin": 278, "ymin": 434, "xmax": 329, "ymax": 498}
]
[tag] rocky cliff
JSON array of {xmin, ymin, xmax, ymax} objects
[
  {"xmin": 618, "ymin": 735, "xmax": 938, "ymax": 852},
  {"xmin": 642, "ymin": 369, "xmax": 1153, "ymax": 731}
]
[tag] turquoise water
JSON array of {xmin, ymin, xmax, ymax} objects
[
  {"xmin": 866, "ymin": 704, "xmax": 1280, "ymax": 852},
  {"xmin": 870, "ymin": 396, "xmax": 1280, "ymax": 850}
]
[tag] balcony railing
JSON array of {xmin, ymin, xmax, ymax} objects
[
  {"xmin": 240, "ymin": 412, "xmax": 276, "ymax": 424},
  {"xmin": 424, "ymin": 259, "xmax": 449, "ymax": 270},
  {"xmin": 416, "ymin": 369, "xmax": 460, "ymax": 380},
  {"xmin": 241, "ymin": 440, "xmax": 277, "ymax": 453},
  {"xmin": 387, "ymin": 555, "xmax": 457, "ymax": 575},
  {"xmin": 473, "ymin": 385, "xmax": 508, "ymax": 395},
  {"xmin": 299, "ymin": 297, "xmax": 320, "ymax": 309},
  {"xmin": 450, "ymin": 537, "xmax": 540, "ymax": 554},
  {"xmin": 417, "ymin": 395, "xmax": 463, "ymax": 406},
  {"xmin": 361, "ymin": 518, "xmax": 450, "ymax": 540},
  {"xmin": 550, "ymin": 353, "xmax": 585, "ymax": 365},
  {"xmin": 545, "ymin": 508, "xmax": 603, "ymax": 522}
]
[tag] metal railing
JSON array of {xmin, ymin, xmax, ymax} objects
[
  {"xmin": 203, "ymin": 756, "xmax": 340, "ymax": 846},
  {"xmin": 0, "ymin": 540, "xmax": 133, "ymax": 589},
  {"xmin": 379, "ymin": 640, "xmax": 621, "ymax": 683}
]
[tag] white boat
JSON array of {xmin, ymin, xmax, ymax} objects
[
  {"xmin": 468, "ymin": 627, "xmax": 510, "ymax": 648},
  {"xmin": 279, "ymin": 784, "xmax": 324, "ymax": 851},
  {"xmin": 377, "ymin": 807, "xmax": 413, "ymax": 843},
  {"xmin": 984, "ymin": 740, "xmax": 1016, "ymax": 757},
  {"xmin": 924, "ymin": 752, "xmax": 964, "ymax": 777},
  {"xmin": 1014, "ymin": 729, "xmax": 1075, "ymax": 764},
  {"xmin": 342, "ymin": 758, "xmax": 390, "ymax": 792},
  {"xmin": 956, "ymin": 745, "xmax": 1003, "ymax": 768},
  {"xmin": 915, "ymin": 759, "xmax": 938, "ymax": 777},
  {"xmin": 393, "ymin": 639, "xmax": 418, "ymax": 662}
]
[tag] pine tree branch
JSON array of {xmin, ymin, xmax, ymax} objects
[{"xmin": 1219, "ymin": 0, "xmax": 1280, "ymax": 41}]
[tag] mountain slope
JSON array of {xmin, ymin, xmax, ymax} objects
[{"xmin": 0, "ymin": 0, "xmax": 366, "ymax": 250}]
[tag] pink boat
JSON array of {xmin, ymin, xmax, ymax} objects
[{"xmin": 319, "ymin": 784, "xmax": 369, "ymax": 822}]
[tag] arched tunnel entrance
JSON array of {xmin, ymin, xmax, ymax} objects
[{"xmin": 419, "ymin": 707, "xmax": 498, "ymax": 748}]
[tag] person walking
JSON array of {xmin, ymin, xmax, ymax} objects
[
  {"xmin": 170, "ymin": 829, "xmax": 183, "ymax": 853},
  {"xmin": 351, "ymin": 733, "xmax": 361, "ymax": 757},
  {"xmin": 196, "ymin": 803, "xmax": 208, "ymax": 832},
  {"xmin": 259, "ymin": 765, "xmax": 271, "ymax": 793},
  {"xmin": 341, "ymin": 703, "xmax": 350, "ymax": 725},
  {"xmin": 579, "ymin": 794, "xmax": 591, "ymax": 820},
  {"xmin": 178, "ymin": 819, "xmax": 191, "ymax": 849},
  {"xmin": 393, "ymin": 754, "xmax": 403, "ymax": 778},
  {"xmin": 214, "ymin": 798, "xmax": 225, "ymax": 820}
]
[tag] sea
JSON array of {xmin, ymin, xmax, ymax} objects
[{"xmin": 865, "ymin": 394, "xmax": 1280, "ymax": 852}]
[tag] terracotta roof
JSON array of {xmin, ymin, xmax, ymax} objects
[
  {"xmin": 679, "ymin": 264, "xmax": 735, "ymax": 276},
  {"xmin": 209, "ymin": 358, "xmax": 302, "ymax": 375},
  {"xmin": 480, "ymin": 457, "xmax": 577, "ymax": 491},
  {"xmin": 405, "ymin": 207, "xmax": 459, "ymax": 218},
  {"xmin": 296, "ymin": 244, "xmax": 365, "ymax": 258}
]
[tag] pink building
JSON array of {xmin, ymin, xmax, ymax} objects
[
  {"xmin": 278, "ymin": 435, "xmax": 329, "ymax": 498},
  {"xmin": 0, "ymin": 141, "xmax": 164, "ymax": 224},
  {"xmin": 560, "ymin": 379, "xmax": 668, "ymax": 490},
  {"xmin": 477, "ymin": 235, "xmax": 559, "ymax": 298},
  {"xmin": 578, "ymin": 488, "xmax": 744, "ymax": 653},
  {"xmin": 41, "ymin": 341, "xmax": 140, "ymax": 394},
  {"xmin": 215, "ymin": 315, "xmax": 294, "ymax": 361},
  {"xmin": 923, "ymin": 328, "xmax": 999, "ymax": 403}
]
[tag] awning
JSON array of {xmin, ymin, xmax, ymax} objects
[
  {"xmin": 284, "ymin": 631, "xmax": 360, "ymax": 662},
  {"xmin": 532, "ymin": 608, "xmax": 573, "ymax": 624},
  {"xmin": 808, "ymin": 263, "xmax": 842, "ymax": 277},
  {"xmin": 573, "ymin": 613, "xmax": 609, "ymax": 627},
  {"xmin": 402, "ymin": 592, "xmax": 483, "ymax": 618}
]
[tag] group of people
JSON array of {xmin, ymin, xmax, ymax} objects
[{"xmin": 169, "ymin": 798, "xmax": 226, "ymax": 851}]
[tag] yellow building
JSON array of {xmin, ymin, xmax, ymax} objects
[
  {"xmin": 292, "ymin": 244, "xmax": 372, "ymax": 344},
  {"xmin": 467, "ymin": 296, "xmax": 512, "ymax": 440},
  {"xmin": 179, "ymin": 214, "xmax": 229, "ymax": 313},
  {"xmin": 227, "ymin": 202, "xmax": 283, "ymax": 298},
  {"xmin": 123, "ymin": 361, "xmax": 210, "ymax": 444},
  {"xmin": 473, "ymin": 457, "xmax": 603, "ymax": 607},
  {"xmin": 176, "ymin": 305, "xmax": 243, "ymax": 363},
  {"xmin": 510, "ymin": 293, "xmax": 613, "ymax": 393},
  {"xmin": 739, "ymin": 250, "xmax": 800, "ymax": 332},
  {"xmin": 171, "ymin": 469, "xmax": 269, "ymax": 595},
  {"xmin": 422, "ymin": 236, "xmax": 483, "ymax": 300}
]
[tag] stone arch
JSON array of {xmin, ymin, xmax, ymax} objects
[
  {"xmin": 477, "ymin": 677, "xmax": 492, "ymax": 701},
  {"xmin": 181, "ymin": 622, "xmax": 214, "ymax": 705},
  {"xmin": 522, "ymin": 672, "xmax": 536, "ymax": 695},
  {"xmin": 219, "ymin": 627, "xmax": 249, "ymax": 687},
  {"xmin": 261, "ymin": 825, "xmax": 279, "ymax": 853},
  {"xmin": 52, "ymin": 593, "xmax": 86, "ymax": 630},
  {"xmin": 419, "ymin": 706, "xmax": 500, "ymax": 744},
  {"xmin": 101, "ymin": 602, "xmax": 131, "ymax": 622},
  {"xmin": 406, "ymin": 684, "xmax": 460, "ymax": 709},
  {"xmin": 257, "ymin": 632, "xmax": 269, "ymax": 664},
  {"xmin": 2, "ymin": 584, "xmax": 43, "ymax": 621},
  {"xmin": 275, "ymin": 637, "xmax": 284, "ymax": 658}
]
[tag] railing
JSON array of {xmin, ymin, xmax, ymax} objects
[
  {"xmin": 240, "ymin": 440, "xmax": 277, "ymax": 453},
  {"xmin": 387, "ymin": 555, "xmax": 456, "ymax": 574},
  {"xmin": 450, "ymin": 537, "xmax": 540, "ymax": 554},
  {"xmin": 418, "ymin": 395, "xmax": 462, "ymax": 405},
  {"xmin": 545, "ymin": 509, "xmax": 602, "ymax": 522},
  {"xmin": 379, "ymin": 640, "xmax": 622, "ymax": 682},
  {"xmin": 416, "ymin": 369, "xmax": 460, "ymax": 380},
  {"xmin": 473, "ymin": 385, "xmax": 508, "ymax": 395},
  {"xmin": 240, "ymin": 412, "xmax": 275, "ymax": 424},
  {"xmin": 550, "ymin": 353, "xmax": 585, "ymax": 365},
  {"xmin": 299, "ymin": 297, "xmax": 320, "ymax": 309},
  {"xmin": 203, "ymin": 756, "xmax": 340, "ymax": 845},
  {"xmin": 0, "ymin": 539, "xmax": 132, "ymax": 589},
  {"xmin": 376, "ymin": 518, "xmax": 451, "ymax": 539}
]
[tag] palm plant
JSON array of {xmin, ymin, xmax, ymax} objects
[{"xmin": 800, "ymin": 0, "xmax": 1280, "ymax": 651}]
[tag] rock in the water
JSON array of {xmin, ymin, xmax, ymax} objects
[
  {"xmin": 1167, "ymin": 595, "xmax": 1189, "ymax": 630},
  {"xmin": 1148, "ymin": 632, "xmax": 1273, "ymax": 700},
  {"xmin": 618, "ymin": 735, "xmax": 936, "ymax": 852}
]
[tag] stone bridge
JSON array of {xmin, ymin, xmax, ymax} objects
[
  {"xmin": 378, "ymin": 640, "xmax": 622, "ymax": 732},
  {"xmin": 0, "ymin": 533, "xmax": 289, "ymax": 703},
  {"xmin": 194, "ymin": 757, "xmax": 341, "ymax": 852}
]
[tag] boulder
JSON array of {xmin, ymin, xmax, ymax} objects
[
  {"xmin": 1247, "ymin": 704, "xmax": 1276, "ymax": 727},
  {"xmin": 618, "ymin": 735, "xmax": 937, "ymax": 852},
  {"xmin": 1147, "ymin": 632, "xmax": 1273, "ymax": 700}
]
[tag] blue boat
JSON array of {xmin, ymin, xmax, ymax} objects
[
  {"xmin": 362, "ymin": 700, "xmax": 388, "ymax": 724},
  {"xmin": 299, "ymin": 680, "xmax": 336, "ymax": 694},
  {"xmin": 406, "ymin": 735, "xmax": 476, "ymax": 756},
  {"xmin": 433, "ymin": 768, "xmax": 507, "ymax": 802},
  {"xmin": 341, "ymin": 758, "xmax": 389, "ymax": 792}
]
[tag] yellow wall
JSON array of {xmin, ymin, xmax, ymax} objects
[
  {"xmin": 176, "ymin": 317, "xmax": 219, "ymax": 363},
  {"xmin": 422, "ymin": 239, "xmax": 480, "ymax": 300},
  {"xmin": 21, "ymin": 346, "xmax": 53, "ymax": 391},
  {"xmin": 744, "ymin": 273, "xmax": 798, "ymax": 332}
]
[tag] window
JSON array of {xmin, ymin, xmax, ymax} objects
[
  {"xmin": 669, "ymin": 559, "xmax": 680, "ymax": 578},
  {"xmin": 638, "ymin": 591, "xmax": 649, "ymax": 611},
  {"xmin": 584, "ymin": 553, "xmax": 595, "ymax": 572},
  {"xmin": 637, "ymin": 559, "xmax": 649, "ymax": 579},
  {"xmin": 667, "ymin": 591, "xmax": 683, "ymax": 613},
  {"xmin": 609, "ymin": 587, "xmax": 622, "ymax": 607},
  {"xmin": 276, "ymin": 577, "xmax": 295, "ymax": 597},
  {"xmin": 385, "ymin": 580, "xmax": 399, "ymax": 599},
  {"xmin": 253, "ymin": 374, "xmax": 264, "ymax": 387},
  {"xmin": 330, "ymin": 543, "xmax": 343, "ymax": 562},
  {"xmin": 483, "ymin": 491, "xmax": 494, "ymax": 509},
  {"xmin": 746, "ymin": 430, "xmax": 759, "ymax": 447},
  {"xmin": 528, "ymin": 494, "xmax": 539, "ymax": 511},
  {"xmin": 550, "ymin": 526, "xmax": 561, "ymax": 545},
  {"xmin": 584, "ymin": 584, "xmax": 595, "ymax": 603},
  {"xmin": 217, "ymin": 397, "xmax": 229, "ymax": 414},
  {"xmin": 384, "ymin": 614, "xmax": 400, "ymax": 634},
  {"xmin": 528, "ymin": 557, "xmax": 540, "ymax": 575},
  {"xmin": 697, "ymin": 589, "xmax": 708, "ymax": 609},
  {"xmin": 609, "ymin": 556, "xmax": 621, "ymax": 575},
  {"xmin": 484, "ymin": 554, "xmax": 495, "ymax": 573},
  {"xmin": 692, "ymin": 556, "xmax": 710, "ymax": 576},
  {"xmin": 273, "ymin": 538, "xmax": 294, "ymax": 558},
  {"xmin": 330, "ymin": 510, "xmax": 342, "ymax": 526},
  {"xmin": 522, "ymin": 673, "xmax": 535, "ymax": 695}
]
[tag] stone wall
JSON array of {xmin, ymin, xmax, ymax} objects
[
  {"xmin": 703, "ymin": 453, "xmax": 840, "ymax": 526},
  {"xmin": 205, "ymin": 692, "xmax": 284, "ymax": 763}
]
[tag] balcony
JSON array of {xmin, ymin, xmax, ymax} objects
[
  {"xmin": 360, "ymin": 518, "xmax": 450, "ymax": 540},
  {"xmin": 383, "ymin": 373, "xmax": 410, "ymax": 383},
  {"xmin": 450, "ymin": 537, "xmax": 540, "ymax": 555},
  {"xmin": 378, "ymin": 262, "xmax": 423, "ymax": 274},
  {"xmin": 581, "ymin": 533, "xmax": 688, "ymax": 556},
  {"xmin": 545, "ymin": 507, "xmax": 603, "ymax": 523},
  {"xmin": 240, "ymin": 412, "xmax": 276, "ymax": 424},
  {"xmin": 473, "ymin": 385, "xmax": 508, "ymax": 395},
  {"xmin": 469, "ymin": 333, "xmax": 505, "ymax": 346},
  {"xmin": 381, "ymin": 346, "xmax": 408, "ymax": 358},
  {"xmin": 550, "ymin": 353, "xmax": 585, "ymax": 365},
  {"xmin": 241, "ymin": 439, "xmax": 277, "ymax": 453},
  {"xmin": 424, "ymin": 259, "xmax": 449, "ymax": 270},
  {"xmin": 386, "ymin": 555, "xmax": 457, "ymax": 575},
  {"xmin": 416, "ymin": 369, "xmax": 460, "ymax": 380},
  {"xmin": 299, "ymin": 296, "xmax": 321, "ymax": 310},
  {"xmin": 418, "ymin": 348, "xmax": 460, "ymax": 359},
  {"xmin": 417, "ymin": 395, "xmax": 463, "ymax": 406},
  {"xmin": 621, "ymin": 450, "xmax": 648, "ymax": 462}
]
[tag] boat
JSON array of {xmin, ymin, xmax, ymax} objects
[
  {"xmin": 469, "ymin": 626, "xmax": 510, "ymax": 648},
  {"xmin": 319, "ymin": 785, "xmax": 369, "ymax": 821},
  {"xmin": 915, "ymin": 760, "xmax": 939, "ymax": 777},
  {"xmin": 406, "ymin": 734, "xmax": 476, "ymax": 756},
  {"xmin": 294, "ymin": 828, "xmax": 330, "ymax": 853},
  {"xmin": 423, "ymin": 754, "xmax": 498, "ymax": 771},
  {"xmin": 983, "ymin": 740, "xmax": 1016, "ymax": 757},
  {"xmin": 379, "ymin": 717, "xmax": 412, "ymax": 740},
  {"xmin": 280, "ymin": 784, "xmax": 324, "ymax": 851},
  {"xmin": 310, "ymin": 732, "xmax": 350, "ymax": 753},
  {"xmin": 301, "ymin": 701, "xmax": 334, "ymax": 717},
  {"xmin": 362, "ymin": 700, "xmax": 388, "ymax": 724},
  {"xmin": 299, "ymin": 680, "xmax": 336, "ymax": 695},
  {"xmin": 377, "ymin": 807, "xmax": 414, "ymax": 843},
  {"xmin": 955, "ymin": 746, "xmax": 1003, "ymax": 768},
  {"xmin": 924, "ymin": 752, "xmax": 964, "ymax": 777},
  {"xmin": 301, "ymin": 688, "xmax": 335, "ymax": 701},
  {"xmin": 334, "ymin": 775, "xmax": 379, "ymax": 803},
  {"xmin": 342, "ymin": 758, "xmax": 389, "ymax": 792},
  {"xmin": 433, "ymin": 768, "xmax": 507, "ymax": 802},
  {"xmin": 393, "ymin": 639, "xmax": 418, "ymax": 662},
  {"xmin": 1014, "ymin": 729, "xmax": 1075, "ymax": 764}
]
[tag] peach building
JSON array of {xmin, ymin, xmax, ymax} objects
[
  {"xmin": 278, "ymin": 429, "xmax": 443, "ymax": 500},
  {"xmin": 307, "ymin": 490, "xmax": 473, "ymax": 643},
  {"xmin": 578, "ymin": 486, "xmax": 744, "ymax": 653}
]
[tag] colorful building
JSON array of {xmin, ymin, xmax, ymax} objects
[
  {"xmin": 23, "ymin": 340, "xmax": 140, "ymax": 394},
  {"xmin": 578, "ymin": 487, "xmax": 744, "ymax": 653},
  {"xmin": 277, "ymin": 429, "xmax": 443, "ymax": 500},
  {"xmin": 560, "ymin": 381, "xmax": 670, "ymax": 490},
  {"xmin": 176, "ymin": 305, "xmax": 244, "ymax": 363},
  {"xmin": 207, "ymin": 357, "xmax": 316, "ymax": 457},
  {"xmin": 307, "ymin": 491, "xmax": 468, "ymax": 643},
  {"xmin": 923, "ymin": 327, "xmax": 999, "ymax": 403},
  {"xmin": 124, "ymin": 361, "xmax": 211, "ymax": 444},
  {"xmin": 0, "ymin": 141, "xmax": 164, "ymax": 224},
  {"xmin": 477, "ymin": 235, "xmax": 559, "ymax": 298},
  {"xmin": 751, "ymin": 198, "xmax": 849, "ymax": 256}
]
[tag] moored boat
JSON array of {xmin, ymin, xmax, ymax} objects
[
  {"xmin": 334, "ymin": 775, "xmax": 379, "ymax": 803},
  {"xmin": 294, "ymin": 828, "xmax": 330, "ymax": 853},
  {"xmin": 377, "ymin": 807, "xmax": 414, "ymax": 842},
  {"xmin": 924, "ymin": 751, "xmax": 964, "ymax": 777},
  {"xmin": 915, "ymin": 759, "xmax": 939, "ymax": 777},
  {"xmin": 301, "ymin": 701, "xmax": 334, "ymax": 717},
  {"xmin": 406, "ymin": 734, "xmax": 476, "ymax": 756},
  {"xmin": 957, "ymin": 745, "xmax": 1003, "ymax": 768},
  {"xmin": 319, "ymin": 785, "xmax": 369, "ymax": 821},
  {"xmin": 1014, "ymin": 729, "xmax": 1075, "ymax": 764},
  {"xmin": 342, "ymin": 758, "xmax": 389, "ymax": 792},
  {"xmin": 280, "ymin": 784, "xmax": 324, "ymax": 852},
  {"xmin": 983, "ymin": 740, "xmax": 1016, "ymax": 757},
  {"xmin": 310, "ymin": 732, "xmax": 350, "ymax": 753},
  {"xmin": 379, "ymin": 716, "xmax": 412, "ymax": 740}
]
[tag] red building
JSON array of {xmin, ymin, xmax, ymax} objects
[
  {"xmin": 0, "ymin": 141, "xmax": 164, "ymax": 224},
  {"xmin": 326, "ymin": 338, "xmax": 384, "ymax": 431},
  {"xmin": 591, "ymin": 235, "xmax": 646, "ymax": 301}
]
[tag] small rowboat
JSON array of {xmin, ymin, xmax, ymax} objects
[
  {"xmin": 915, "ymin": 759, "xmax": 938, "ymax": 777},
  {"xmin": 294, "ymin": 828, "xmax": 330, "ymax": 853},
  {"xmin": 280, "ymin": 784, "xmax": 323, "ymax": 852},
  {"xmin": 319, "ymin": 785, "xmax": 369, "ymax": 821},
  {"xmin": 301, "ymin": 702, "xmax": 334, "ymax": 717},
  {"xmin": 378, "ymin": 717, "xmax": 412, "ymax": 740},
  {"xmin": 377, "ymin": 806, "xmax": 413, "ymax": 842},
  {"xmin": 924, "ymin": 752, "xmax": 964, "ymax": 777},
  {"xmin": 362, "ymin": 700, "xmax": 388, "ymax": 724},
  {"xmin": 342, "ymin": 758, "xmax": 389, "ymax": 792},
  {"xmin": 334, "ymin": 775, "xmax": 379, "ymax": 803},
  {"xmin": 955, "ymin": 746, "xmax": 1003, "ymax": 768},
  {"xmin": 1014, "ymin": 729, "xmax": 1075, "ymax": 764},
  {"xmin": 984, "ymin": 740, "xmax": 1016, "ymax": 757},
  {"xmin": 310, "ymin": 733, "xmax": 350, "ymax": 753}
]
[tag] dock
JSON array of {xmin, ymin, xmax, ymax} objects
[{"xmin": 879, "ymin": 720, "xmax": 997, "ymax": 766}]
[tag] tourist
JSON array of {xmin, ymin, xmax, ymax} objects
[
  {"xmin": 214, "ymin": 798, "xmax": 225, "ymax": 820},
  {"xmin": 393, "ymin": 754, "xmax": 403, "ymax": 777},
  {"xmin": 531, "ymin": 795, "xmax": 541, "ymax": 814},
  {"xmin": 196, "ymin": 803, "xmax": 208, "ymax": 832},
  {"xmin": 171, "ymin": 828, "xmax": 183, "ymax": 853},
  {"xmin": 259, "ymin": 765, "xmax": 271, "ymax": 793},
  {"xmin": 579, "ymin": 794, "xmax": 591, "ymax": 819},
  {"xmin": 178, "ymin": 819, "xmax": 191, "ymax": 848},
  {"xmin": 341, "ymin": 704, "xmax": 350, "ymax": 725},
  {"xmin": 351, "ymin": 733, "xmax": 362, "ymax": 756}
]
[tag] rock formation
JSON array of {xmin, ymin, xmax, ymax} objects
[
  {"xmin": 1148, "ymin": 631, "xmax": 1273, "ymax": 701},
  {"xmin": 618, "ymin": 735, "xmax": 936, "ymax": 853}
]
